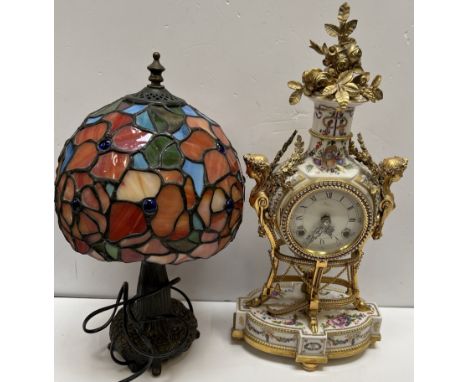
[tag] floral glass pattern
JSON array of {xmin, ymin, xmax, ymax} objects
[{"xmin": 55, "ymin": 99, "xmax": 244, "ymax": 265}]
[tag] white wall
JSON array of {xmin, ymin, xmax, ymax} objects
[{"xmin": 55, "ymin": 0, "xmax": 413, "ymax": 306}]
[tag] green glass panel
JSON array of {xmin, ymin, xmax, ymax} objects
[
  {"xmin": 188, "ymin": 231, "xmax": 201, "ymax": 243},
  {"xmin": 148, "ymin": 105, "xmax": 184, "ymax": 133},
  {"xmin": 143, "ymin": 135, "xmax": 172, "ymax": 167},
  {"xmin": 169, "ymin": 106, "xmax": 186, "ymax": 116},
  {"xmin": 167, "ymin": 239, "xmax": 198, "ymax": 253},
  {"xmin": 192, "ymin": 213, "xmax": 203, "ymax": 230},
  {"xmin": 148, "ymin": 108, "xmax": 168, "ymax": 133},
  {"xmin": 93, "ymin": 241, "xmax": 106, "ymax": 255},
  {"xmin": 105, "ymin": 243, "xmax": 119, "ymax": 259},
  {"xmin": 161, "ymin": 143, "xmax": 183, "ymax": 168},
  {"xmin": 88, "ymin": 98, "xmax": 123, "ymax": 117}
]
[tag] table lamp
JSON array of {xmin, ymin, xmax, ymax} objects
[{"xmin": 55, "ymin": 52, "xmax": 244, "ymax": 379}]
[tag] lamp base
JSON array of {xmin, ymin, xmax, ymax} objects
[
  {"xmin": 83, "ymin": 262, "xmax": 199, "ymax": 380},
  {"xmin": 232, "ymin": 282, "xmax": 381, "ymax": 371},
  {"xmin": 109, "ymin": 298, "xmax": 199, "ymax": 377}
]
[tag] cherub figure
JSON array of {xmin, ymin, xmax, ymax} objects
[
  {"xmin": 349, "ymin": 133, "xmax": 408, "ymax": 239},
  {"xmin": 373, "ymin": 156, "xmax": 408, "ymax": 239},
  {"xmin": 243, "ymin": 133, "xmax": 306, "ymax": 306}
]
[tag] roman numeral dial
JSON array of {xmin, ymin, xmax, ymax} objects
[{"xmin": 289, "ymin": 187, "xmax": 365, "ymax": 255}]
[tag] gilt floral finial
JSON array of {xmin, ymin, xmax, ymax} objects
[{"xmin": 288, "ymin": 2, "xmax": 383, "ymax": 110}]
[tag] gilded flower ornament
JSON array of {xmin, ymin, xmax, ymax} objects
[{"xmin": 288, "ymin": 2, "xmax": 383, "ymax": 110}]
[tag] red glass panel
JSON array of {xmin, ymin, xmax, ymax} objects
[
  {"xmin": 63, "ymin": 177, "xmax": 75, "ymax": 201},
  {"xmin": 78, "ymin": 212, "xmax": 98, "ymax": 235},
  {"xmin": 121, "ymin": 248, "xmax": 145, "ymax": 263},
  {"xmin": 186, "ymin": 116, "xmax": 214, "ymax": 137},
  {"xmin": 210, "ymin": 211, "xmax": 228, "ymax": 232},
  {"xmin": 81, "ymin": 187, "xmax": 100, "ymax": 210},
  {"xmin": 204, "ymin": 150, "xmax": 230, "ymax": 183},
  {"xmin": 61, "ymin": 203, "xmax": 73, "ymax": 225},
  {"xmin": 197, "ymin": 189, "xmax": 213, "ymax": 226},
  {"xmin": 74, "ymin": 239, "xmax": 90, "ymax": 254},
  {"xmin": 67, "ymin": 142, "xmax": 97, "ymax": 171},
  {"xmin": 169, "ymin": 212, "xmax": 190, "ymax": 240},
  {"xmin": 229, "ymin": 208, "xmax": 241, "ymax": 229},
  {"xmin": 74, "ymin": 123, "xmax": 107, "ymax": 145},
  {"xmin": 218, "ymin": 236, "xmax": 231, "ymax": 251},
  {"xmin": 151, "ymin": 185, "xmax": 184, "ymax": 237},
  {"xmin": 72, "ymin": 173, "xmax": 94, "ymax": 190},
  {"xmin": 201, "ymin": 232, "xmax": 218, "ymax": 242},
  {"xmin": 180, "ymin": 130, "xmax": 216, "ymax": 161},
  {"xmin": 95, "ymin": 183, "xmax": 110, "ymax": 213},
  {"xmin": 108, "ymin": 202, "xmax": 147, "ymax": 241},
  {"xmin": 212, "ymin": 125, "xmax": 230, "ymax": 146},
  {"xmin": 84, "ymin": 209, "xmax": 107, "ymax": 233},
  {"xmin": 113, "ymin": 126, "xmax": 152, "ymax": 151},
  {"xmin": 217, "ymin": 175, "xmax": 237, "ymax": 195},
  {"xmin": 103, "ymin": 112, "xmax": 133, "ymax": 131},
  {"xmin": 91, "ymin": 152, "xmax": 129, "ymax": 181},
  {"xmin": 226, "ymin": 148, "xmax": 240, "ymax": 172},
  {"xmin": 84, "ymin": 233, "xmax": 102, "ymax": 245},
  {"xmin": 184, "ymin": 177, "xmax": 196, "ymax": 209},
  {"xmin": 160, "ymin": 170, "xmax": 184, "ymax": 185}
]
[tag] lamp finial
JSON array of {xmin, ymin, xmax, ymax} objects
[{"xmin": 147, "ymin": 52, "xmax": 165, "ymax": 88}]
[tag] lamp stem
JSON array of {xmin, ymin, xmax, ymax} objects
[{"xmin": 135, "ymin": 261, "xmax": 171, "ymax": 320}]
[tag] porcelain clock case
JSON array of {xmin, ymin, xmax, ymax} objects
[{"xmin": 273, "ymin": 98, "xmax": 379, "ymax": 261}]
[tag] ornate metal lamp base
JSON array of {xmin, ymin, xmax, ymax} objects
[
  {"xmin": 109, "ymin": 299, "xmax": 199, "ymax": 377},
  {"xmin": 232, "ymin": 282, "xmax": 381, "ymax": 371},
  {"xmin": 83, "ymin": 262, "xmax": 199, "ymax": 381}
]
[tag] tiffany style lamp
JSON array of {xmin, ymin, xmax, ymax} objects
[{"xmin": 55, "ymin": 52, "xmax": 244, "ymax": 378}]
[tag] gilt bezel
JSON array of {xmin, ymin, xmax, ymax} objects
[{"xmin": 280, "ymin": 180, "xmax": 373, "ymax": 260}]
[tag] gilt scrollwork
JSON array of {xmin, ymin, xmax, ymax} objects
[
  {"xmin": 243, "ymin": 132, "xmax": 307, "ymax": 306},
  {"xmin": 244, "ymin": 131, "xmax": 307, "ymax": 209}
]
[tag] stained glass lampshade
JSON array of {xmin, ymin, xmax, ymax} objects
[{"xmin": 55, "ymin": 52, "xmax": 244, "ymax": 377}]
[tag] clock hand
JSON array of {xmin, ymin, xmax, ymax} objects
[
  {"xmin": 321, "ymin": 214, "xmax": 335, "ymax": 238},
  {"xmin": 306, "ymin": 226, "xmax": 323, "ymax": 244},
  {"xmin": 306, "ymin": 214, "xmax": 334, "ymax": 244}
]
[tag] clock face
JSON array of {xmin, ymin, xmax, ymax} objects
[{"xmin": 288, "ymin": 187, "xmax": 365, "ymax": 256}]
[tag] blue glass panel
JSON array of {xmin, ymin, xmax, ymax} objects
[
  {"xmin": 105, "ymin": 184, "xmax": 115, "ymax": 196},
  {"xmin": 136, "ymin": 111, "xmax": 155, "ymax": 132},
  {"xmin": 182, "ymin": 105, "xmax": 198, "ymax": 116},
  {"xmin": 173, "ymin": 124, "xmax": 190, "ymax": 140},
  {"xmin": 182, "ymin": 160, "xmax": 204, "ymax": 197},
  {"xmin": 60, "ymin": 142, "xmax": 74, "ymax": 173},
  {"xmin": 124, "ymin": 104, "xmax": 146, "ymax": 114},
  {"xmin": 85, "ymin": 116, "xmax": 101, "ymax": 125},
  {"xmin": 132, "ymin": 153, "xmax": 149, "ymax": 170}
]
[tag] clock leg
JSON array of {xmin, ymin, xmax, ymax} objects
[
  {"xmin": 350, "ymin": 257, "xmax": 372, "ymax": 312},
  {"xmin": 307, "ymin": 260, "xmax": 327, "ymax": 333},
  {"xmin": 247, "ymin": 255, "xmax": 279, "ymax": 307}
]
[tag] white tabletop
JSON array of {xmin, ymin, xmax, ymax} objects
[{"xmin": 55, "ymin": 298, "xmax": 413, "ymax": 382}]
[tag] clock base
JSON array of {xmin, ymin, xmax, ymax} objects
[{"xmin": 231, "ymin": 281, "xmax": 381, "ymax": 370}]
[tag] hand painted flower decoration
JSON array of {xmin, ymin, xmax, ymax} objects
[{"xmin": 55, "ymin": 53, "xmax": 244, "ymax": 265}]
